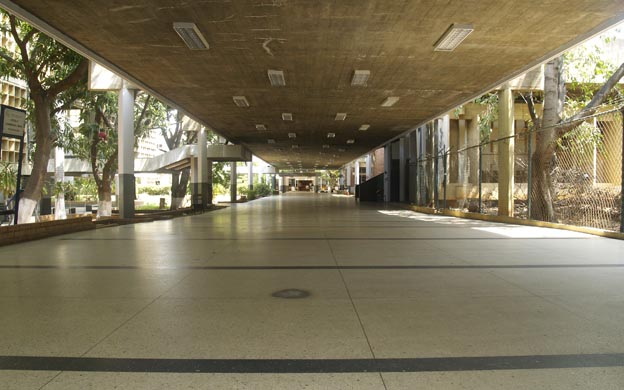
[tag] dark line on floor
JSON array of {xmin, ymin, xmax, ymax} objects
[
  {"xmin": 0, "ymin": 264, "xmax": 622, "ymax": 270},
  {"xmin": 1, "ymin": 353, "xmax": 623, "ymax": 373}
]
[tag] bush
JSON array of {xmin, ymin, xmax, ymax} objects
[
  {"xmin": 138, "ymin": 186, "xmax": 170, "ymax": 196},
  {"xmin": 254, "ymin": 183, "xmax": 272, "ymax": 197}
]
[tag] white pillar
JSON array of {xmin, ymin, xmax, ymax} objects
[
  {"xmin": 230, "ymin": 162, "xmax": 237, "ymax": 202},
  {"xmin": 384, "ymin": 144, "xmax": 391, "ymax": 202},
  {"xmin": 346, "ymin": 165, "xmax": 352, "ymax": 193},
  {"xmin": 354, "ymin": 160, "xmax": 360, "ymax": 185},
  {"xmin": 366, "ymin": 153, "xmax": 373, "ymax": 180},
  {"xmin": 248, "ymin": 159, "xmax": 253, "ymax": 190},
  {"xmin": 498, "ymin": 86, "xmax": 515, "ymax": 217},
  {"xmin": 399, "ymin": 137, "xmax": 406, "ymax": 202},
  {"xmin": 197, "ymin": 128, "xmax": 208, "ymax": 208},
  {"xmin": 118, "ymin": 81, "xmax": 135, "ymax": 219},
  {"xmin": 54, "ymin": 146, "xmax": 66, "ymax": 220}
]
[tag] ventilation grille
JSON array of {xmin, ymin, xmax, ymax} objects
[
  {"xmin": 256, "ymin": 124, "xmax": 267, "ymax": 131},
  {"xmin": 359, "ymin": 124, "xmax": 370, "ymax": 131},
  {"xmin": 282, "ymin": 113, "xmax": 293, "ymax": 121},
  {"xmin": 335, "ymin": 113, "xmax": 347, "ymax": 121},
  {"xmin": 381, "ymin": 97, "xmax": 400, "ymax": 107},
  {"xmin": 173, "ymin": 22, "xmax": 209, "ymax": 50},
  {"xmin": 288, "ymin": 132, "xmax": 297, "ymax": 138},
  {"xmin": 327, "ymin": 133, "xmax": 335, "ymax": 138},
  {"xmin": 268, "ymin": 70, "xmax": 286, "ymax": 86},
  {"xmin": 232, "ymin": 96, "xmax": 250, "ymax": 107},
  {"xmin": 434, "ymin": 24, "xmax": 474, "ymax": 52},
  {"xmin": 351, "ymin": 70, "xmax": 370, "ymax": 86}
]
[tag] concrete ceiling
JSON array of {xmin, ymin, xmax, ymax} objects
[{"xmin": 4, "ymin": 1, "xmax": 624, "ymax": 169}]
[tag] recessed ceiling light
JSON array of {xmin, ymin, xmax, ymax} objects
[
  {"xmin": 291, "ymin": 144, "xmax": 299, "ymax": 149},
  {"xmin": 327, "ymin": 133, "xmax": 335, "ymax": 138},
  {"xmin": 338, "ymin": 148, "xmax": 345, "ymax": 152},
  {"xmin": 173, "ymin": 22, "xmax": 209, "ymax": 50},
  {"xmin": 268, "ymin": 69, "xmax": 286, "ymax": 86},
  {"xmin": 322, "ymin": 144, "xmax": 330, "ymax": 149},
  {"xmin": 232, "ymin": 96, "xmax": 249, "ymax": 107},
  {"xmin": 335, "ymin": 113, "xmax": 347, "ymax": 121},
  {"xmin": 381, "ymin": 97, "xmax": 399, "ymax": 107},
  {"xmin": 346, "ymin": 139, "xmax": 355, "ymax": 144},
  {"xmin": 267, "ymin": 139, "xmax": 275, "ymax": 144},
  {"xmin": 288, "ymin": 132, "xmax": 296, "ymax": 139},
  {"xmin": 256, "ymin": 124, "xmax": 267, "ymax": 131},
  {"xmin": 434, "ymin": 24, "xmax": 474, "ymax": 52},
  {"xmin": 282, "ymin": 113, "xmax": 293, "ymax": 121},
  {"xmin": 351, "ymin": 70, "xmax": 370, "ymax": 86},
  {"xmin": 359, "ymin": 124, "xmax": 370, "ymax": 131}
]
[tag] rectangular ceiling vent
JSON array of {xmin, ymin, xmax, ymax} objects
[
  {"xmin": 288, "ymin": 132, "xmax": 297, "ymax": 138},
  {"xmin": 335, "ymin": 113, "xmax": 347, "ymax": 121},
  {"xmin": 232, "ymin": 96, "xmax": 250, "ymax": 107},
  {"xmin": 267, "ymin": 139, "xmax": 275, "ymax": 144},
  {"xmin": 173, "ymin": 22, "xmax": 210, "ymax": 50},
  {"xmin": 282, "ymin": 112, "xmax": 293, "ymax": 121},
  {"xmin": 434, "ymin": 24, "xmax": 474, "ymax": 52},
  {"xmin": 359, "ymin": 124, "xmax": 370, "ymax": 131},
  {"xmin": 256, "ymin": 124, "xmax": 267, "ymax": 131},
  {"xmin": 291, "ymin": 144, "xmax": 299, "ymax": 149},
  {"xmin": 346, "ymin": 139, "xmax": 355, "ymax": 144},
  {"xmin": 268, "ymin": 70, "xmax": 286, "ymax": 86},
  {"xmin": 322, "ymin": 144, "xmax": 330, "ymax": 149},
  {"xmin": 351, "ymin": 70, "xmax": 370, "ymax": 86},
  {"xmin": 381, "ymin": 96, "xmax": 400, "ymax": 107},
  {"xmin": 327, "ymin": 132, "xmax": 336, "ymax": 138}
]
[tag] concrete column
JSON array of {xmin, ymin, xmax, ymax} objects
[
  {"xmin": 54, "ymin": 146, "xmax": 66, "ymax": 219},
  {"xmin": 230, "ymin": 162, "xmax": 237, "ymax": 203},
  {"xmin": 206, "ymin": 160, "xmax": 213, "ymax": 205},
  {"xmin": 354, "ymin": 160, "xmax": 360, "ymax": 186},
  {"xmin": 399, "ymin": 137, "xmax": 407, "ymax": 202},
  {"xmin": 498, "ymin": 86, "xmax": 515, "ymax": 217},
  {"xmin": 278, "ymin": 175, "xmax": 285, "ymax": 193},
  {"xmin": 190, "ymin": 157, "xmax": 198, "ymax": 206},
  {"xmin": 384, "ymin": 144, "xmax": 391, "ymax": 202},
  {"xmin": 248, "ymin": 160, "xmax": 253, "ymax": 190},
  {"xmin": 366, "ymin": 153, "xmax": 373, "ymax": 180},
  {"xmin": 118, "ymin": 81, "xmax": 135, "ymax": 219},
  {"xmin": 197, "ymin": 128, "xmax": 208, "ymax": 209},
  {"xmin": 346, "ymin": 165, "xmax": 352, "ymax": 193},
  {"xmin": 271, "ymin": 174, "xmax": 277, "ymax": 192}
]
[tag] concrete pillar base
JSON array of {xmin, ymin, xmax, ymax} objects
[{"xmin": 118, "ymin": 173, "xmax": 135, "ymax": 219}]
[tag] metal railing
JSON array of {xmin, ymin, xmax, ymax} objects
[{"xmin": 413, "ymin": 107, "xmax": 624, "ymax": 233}]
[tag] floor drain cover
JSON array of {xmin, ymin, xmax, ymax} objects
[{"xmin": 272, "ymin": 289, "xmax": 310, "ymax": 299}]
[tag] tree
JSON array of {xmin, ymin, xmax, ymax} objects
[
  {"xmin": 160, "ymin": 110, "xmax": 196, "ymax": 209},
  {"xmin": 0, "ymin": 10, "xmax": 88, "ymax": 223},
  {"xmin": 65, "ymin": 91, "xmax": 166, "ymax": 217},
  {"xmin": 526, "ymin": 53, "xmax": 624, "ymax": 222},
  {"xmin": 0, "ymin": 161, "xmax": 17, "ymax": 199}
]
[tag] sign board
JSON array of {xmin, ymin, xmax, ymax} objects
[{"xmin": 0, "ymin": 104, "xmax": 26, "ymax": 137}]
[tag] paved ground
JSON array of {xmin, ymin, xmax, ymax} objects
[{"xmin": 0, "ymin": 192, "xmax": 623, "ymax": 389}]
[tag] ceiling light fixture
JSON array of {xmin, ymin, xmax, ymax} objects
[
  {"xmin": 338, "ymin": 148, "xmax": 345, "ymax": 152},
  {"xmin": 327, "ymin": 133, "xmax": 335, "ymax": 138},
  {"xmin": 381, "ymin": 96, "xmax": 400, "ymax": 107},
  {"xmin": 322, "ymin": 144, "xmax": 330, "ymax": 149},
  {"xmin": 173, "ymin": 22, "xmax": 210, "ymax": 50},
  {"xmin": 268, "ymin": 69, "xmax": 286, "ymax": 86},
  {"xmin": 267, "ymin": 139, "xmax": 275, "ymax": 144},
  {"xmin": 346, "ymin": 139, "xmax": 355, "ymax": 144},
  {"xmin": 232, "ymin": 96, "xmax": 250, "ymax": 107},
  {"xmin": 291, "ymin": 144, "xmax": 299, "ymax": 149},
  {"xmin": 351, "ymin": 70, "xmax": 371, "ymax": 86},
  {"xmin": 335, "ymin": 113, "xmax": 347, "ymax": 121},
  {"xmin": 282, "ymin": 113, "xmax": 293, "ymax": 121},
  {"xmin": 434, "ymin": 24, "xmax": 474, "ymax": 52},
  {"xmin": 359, "ymin": 124, "xmax": 370, "ymax": 131},
  {"xmin": 256, "ymin": 124, "xmax": 267, "ymax": 131},
  {"xmin": 288, "ymin": 132, "xmax": 296, "ymax": 139}
]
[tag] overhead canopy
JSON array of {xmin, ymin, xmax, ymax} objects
[{"xmin": 3, "ymin": 0, "xmax": 624, "ymax": 169}]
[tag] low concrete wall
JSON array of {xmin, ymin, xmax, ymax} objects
[{"xmin": 0, "ymin": 215, "xmax": 95, "ymax": 247}]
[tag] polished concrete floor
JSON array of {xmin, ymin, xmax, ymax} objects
[{"xmin": 0, "ymin": 192, "xmax": 623, "ymax": 389}]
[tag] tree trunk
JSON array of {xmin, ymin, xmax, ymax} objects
[
  {"xmin": 97, "ymin": 180, "xmax": 112, "ymax": 218},
  {"xmin": 18, "ymin": 94, "xmax": 53, "ymax": 224},
  {"xmin": 54, "ymin": 146, "xmax": 67, "ymax": 220},
  {"xmin": 530, "ymin": 57, "xmax": 564, "ymax": 222},
  {"xmin": 170, "ymin": 168, "xmax": 190, "ymax": 210}
]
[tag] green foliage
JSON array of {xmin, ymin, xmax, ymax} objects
[
  {"xmin": 73, "ymin": 177, "xmax": 98, "ymax": 200},
  {"xmin": 212, "ymin": 183, "xmax": 228, "ymax": 196},
  {"xmin": 473, "ymin": 93, "xmax": 498, "ymax": 142},
  {"xmin": 53, "ymin": 181, "xmax": 75, "ymax": 199},
  {"xmin": 138, "ymin": 186, "xmax": 170, "ymax": 196},
  {"xmin": 212, "ymin": 162, "xmax": 229, "ymax": 189},
  {"xmin": 557, "ymin": 121, "xmax": 605, "ymax": 154},
  {"xmin": 254, "ymin": 182, "xmax": 272, "ymax": 197},
  {"xmin": 321, "ymin": 170, "xmax": 340, "ymax": 189},
  {"xmin": 0, "ymin": 162, "xmax": 17, "ymax": 197}
]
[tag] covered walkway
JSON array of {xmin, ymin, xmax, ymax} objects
[{"xmin": 1, "ymin": 193, "xmax": 624, "ymax": 388}]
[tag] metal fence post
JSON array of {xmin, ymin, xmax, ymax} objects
[
  {"xmin": 443, "ymin": 150, "xmax": 448, "ymax": 209},
  {"xmin": 620, "ymin": 109, "xmax": 624, "ymax": 233},
  {"xmin": 527, "ymin": 128, "xmax": 533, "ymax": 218},
  {"xmin": 478, "ymin": 143, "xmax": 483, "ymax": 213}
]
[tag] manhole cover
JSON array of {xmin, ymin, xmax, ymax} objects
[{"xmin": 271, "ymin": 289, "xmax": 310, "ymax": 299}]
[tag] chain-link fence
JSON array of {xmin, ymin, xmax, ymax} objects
[{"xmin": 413, "ymin": 108, "xmax": 623, "ymax": 233}]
